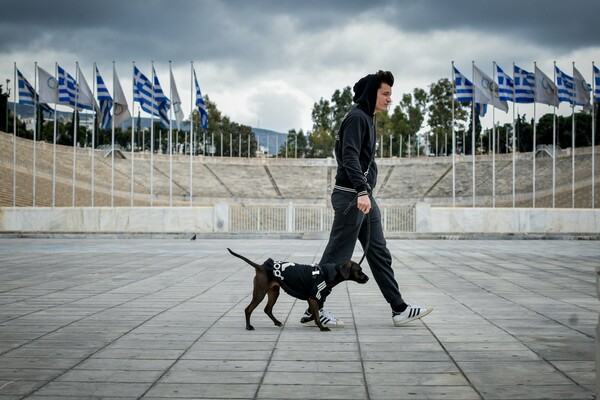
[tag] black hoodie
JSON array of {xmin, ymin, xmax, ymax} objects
[{"xmin": 333, "ymin": 73, "xmax": 380, "ymax": 196}]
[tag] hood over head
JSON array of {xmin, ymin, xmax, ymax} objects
[
  {"xmin": 352, "ymin": 73, "xmax": 381, "ymax": 116},
  {"xmin": 352, "ymin": 70, "xmax": 394, "ymax": 116}
]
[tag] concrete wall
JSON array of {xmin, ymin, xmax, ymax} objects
[
  {"xmin": 415, "ymin": 203, "xmax": 600, "ymax": 234},
  {"xmin": 1, "ymin": 204, "xmax": 599, "ymax": 235}
]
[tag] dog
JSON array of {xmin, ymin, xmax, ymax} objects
[{"xmin": 227, "ymin": 248, "xmax": 369, "ymax": 331}]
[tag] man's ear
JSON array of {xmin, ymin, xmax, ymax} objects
[{"xmin": 336, "ymin": 263, "xmax": 351, "ymax": 279}]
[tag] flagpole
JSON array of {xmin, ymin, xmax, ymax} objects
[
  {"xmin": 492, "ymin": 61, "xmax": 497, "ymax": 208},
  {"xmin": 12, "ymin": 62, "xmax": 16, "ymax": 207},
  {"xmin": 552, "ymin": 61, "xmax": 557, "ymax": 208},
  {"xmin": 72, "ymin": 63, "xmax": 79, "ymax": 207},
  {"xmin": 189, "ymin": 62, "xmax": 194, "ymax": 207},
  {"xmin": 33, "ymin": 62, "xmax": 38, "ymax": 207},
  {"xmin": 471, "ymin": 61, "xmax": 476, "ymax": 208},
  {"xmin": 571, "ymin": 61, "xmax": 576, "ymax": 208},
  {"xmin": 451, "ymin": 62, "xmax": 456, "ymax": 207},
  {"xmin": 150, "ymin": 62, "xmax": 155, "ymax": 207},
  {"xmin": 92, "ymin": 63, "xmax": 96, "ymax": 207},
  {"xmin": 593, "ymin": 61, "xmax": 597, "ymax": 209},
  {"xmin": 533, "ymin": 62, "xmax": 538, "ymax": 208},
  {"xmin": 168, "ymin": 61, "xmax": 173, "ymax": 207},
  {"xmin": 512, "ymin": 63, "xmax": 516, "ymax": 207},
  {"xmin": 52, "ymin": 63, "xmax": 57, "ymax": 207},
  {"xmin": 110, "ymin": 62, "xmax": 116, "ymax": 207},
  {"xmin": 130, "ymin": 62, "xmax": 135, "ymax": 207}
]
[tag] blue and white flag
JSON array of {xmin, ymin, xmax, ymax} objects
[
  {"xmin": 133, "ymin": 66, "xmax": 155, "ymax": 115},
  {"xmin": 513, "ymin": 65, "xmax": 535, "ymax": 104},
  {"xmin": 17, "ymin": 69, "xmax": 52, "ymax": 114},
  {"xmin": 594, "ymin": 65, "xmax": 600, "ymax": 102},
  {"xmin": 133, "ymin": 66, "xmax": 170, "ymax": 128},
  {"xmin": 96, "ymin": 66, "xmax": 113, "ymax": 130},
  {"xmin": 57, "ymin": 65, "xmax": 93, "ymax": 110},
  {"xmin": 152, "ymin": 67, "xmax": 171, "ymax": 128},
  {"xmin": 555, "ymin": 66, "xmax": 574, "ymax": 104},
  {"xmin": 535, "ymin": 66, "xmax": 559, "ymax": 107},
  {"xmin": 193, "ymin": 68, "xmax": 209, "ymax": 129},
  {"xmin": 453, "ymin": 66, "xmax": 473, "ymax": 102},
  {"xmin": 573, "ymin": 66, "xmax": 591, "ymax": 110},
  {"xmin": 496, "ymin": 64, "xmax": 514, "ymax": 102}
]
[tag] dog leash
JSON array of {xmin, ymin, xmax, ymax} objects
[{"xmin": 343, "ymin": 195, "xmax": 371, "ymax": 266}]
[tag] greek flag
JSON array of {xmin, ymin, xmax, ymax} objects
[
  {"xmin": 133, "ymin": 66, "xmax": 155, "ymax": 115},
  {"xmin": 593, "ymin": 65, "xmax": 600, "ymax": 102},
  {"xmin": 555, "ymin": 66, "xmax": 574, "ymax": 104},
  {"xmin": 17, "ymin": 69, "xmax": 52, "ymax": 114},
  {"xmin": 57, "ymin": 65, "xmax": 93, "ymax": 110},
  {"xmin": 496, "ymin": 64, "xmax": 514, "ymax": 102},
  {"xmin": 153, "ymin": 67, "xmax": 171, "ymax": 129},
  {"xmin": 96, "ymin": 66, "xmax": 113, "ymax": 130},
  {"xmin": 513, "ymin": 65, "xmax": 534, "ymax": 104},
  {"xmin": 453, "ymin": 66, "xmax": 473, "ymax": 102},
  {"xmin": 193, "ymin": 68, "xmax": 209, "ymax": 129},
  {"xmin": 133, "ymin": 66, "xmax": 170, "ymax": 128}
]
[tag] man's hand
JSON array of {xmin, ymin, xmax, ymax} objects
[{"xmin": 357, "ymin": 194, "xmax": 371, "ymax": 214}]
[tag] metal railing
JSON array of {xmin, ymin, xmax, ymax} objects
[{"xmin": 229, "ymin": 204, "xmax": 415, "ymax": 233}]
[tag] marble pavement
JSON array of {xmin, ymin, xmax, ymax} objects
[{"xmin": 0, "ymin": 238, "xmax": 597, "ymax": 399}]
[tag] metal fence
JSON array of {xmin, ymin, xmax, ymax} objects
[{"xmin": 229, "ymin": 204, "xmax": 415, "ymax": 232}]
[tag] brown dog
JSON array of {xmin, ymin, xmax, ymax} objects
[{"xmin": 227, "ymin": 248, "xmax": 369, "ymax": 331}]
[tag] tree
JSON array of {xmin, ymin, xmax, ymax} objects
[
  {"xmin": 330, "ymin": 86, "xmax": 353, "ymax": 136},
  {"xmin": 308, "ymin": 127, "xmax": 335, "ymax": 158},
  {"xmin": 279, "ymin": 129, "xmax": 308, "ymax": 158},
  {"xmin": 428, "ymin": 78, "xmax": 468, "ymax": 156},
  {"xmin": 397, "ymin": 88, "xmax": 427, "ymax": 155}
]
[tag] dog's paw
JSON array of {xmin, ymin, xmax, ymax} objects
[
  {"xmin": 274, "ymin": 321, "xmax": 283, "ymax": 327},
  {"xmin": 246, "ymin": 325, "xmax": 255, "ymax": 331},
  {"xmin": 319, "ymin": 327, "xmax": 331, "ymax": 332}
]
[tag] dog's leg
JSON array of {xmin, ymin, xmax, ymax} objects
[
  {"xmin": 264, "ymin": 285, "xmax": 282, "ymax": 327},
  {"xmin": 308, "ymin": 298, "xmax": 330, "ymax": 332},
  {"xmin": 246, "ymin": 276, "xmax": 268, "ymax": 331}
]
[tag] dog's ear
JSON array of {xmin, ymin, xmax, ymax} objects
[{"xmin": 336, "ymin": 262, "xmax": 351, "ymax": 279}]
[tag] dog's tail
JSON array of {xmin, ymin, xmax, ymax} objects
[{"xmin": 227, "ymin": 248, "xmax": 264, "ymax": 270}]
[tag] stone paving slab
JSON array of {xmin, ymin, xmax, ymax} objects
[{"xmin": 0, "ymin": 238, "xmax": 597, "ymax": 399}]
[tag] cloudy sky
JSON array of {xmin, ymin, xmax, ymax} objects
[{"xmin": 2, "ymin": 0, "xmax": 600, "ymax": 133}]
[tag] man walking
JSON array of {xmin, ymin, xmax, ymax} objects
[{"xmin": 301, "ymin": 70, "xmax": 432, "ymax": 328}]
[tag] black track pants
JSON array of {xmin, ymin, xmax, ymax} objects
[{"xmin": 318, "ymin": 190, "xmax": 404, "ymax": 309}]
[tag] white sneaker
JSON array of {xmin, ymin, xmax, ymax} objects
[
  {"xmin": 392, "ymin": 304, "xmax": 433, "ymax": 326},
  {"xmin": 301, "ymin": 309, "xmax": 345, "ymax": 328}
]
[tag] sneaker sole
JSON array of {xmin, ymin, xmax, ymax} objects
[
  {"xmin": 393, "ymin": 307, "xmax": 433, "ymax": 327},
  {"xmin": 301, "ymin": 320, "xmax": 345, "ymax": 328}
]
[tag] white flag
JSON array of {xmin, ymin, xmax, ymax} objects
[
  {"xmin": 76, "ymin": 65, "xmax": 98, "ymax": 111},
  {"xmin": 534, "ymin": 66, "xmax": 559, "ymax": 107},
  {"xmin": 170, "ymin": 68, "xmax": 184, "ymax": 130},
  {"xmin": 573, "ymin": 66, "xmax": 592, "ymax": 111},
  {"xmin": 112, "ymin": 66, "xmax": 131, "ymax": 127},
  {"xmin": 473, "ymin": 65, "xmax": 508, "ymax": 112},
  {"xmin": 37, "ymin": 66, "xmax": 58, "ymax": 104}
]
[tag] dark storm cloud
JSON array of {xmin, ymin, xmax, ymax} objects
[
  {"xmin": 2, "ymin": 0, "xmax": 596, "ymax": 64},
  {"xmin": 382, "ymin": 0, "xmax": 600, "ymax": 51}
]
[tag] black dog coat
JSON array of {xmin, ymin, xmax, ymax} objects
[{"xmin": 264, "ymin": 258, "xmax": 331, "ymax": 301}]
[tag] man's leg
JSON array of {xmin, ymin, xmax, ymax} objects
[
  {"xmin": 302, "ymin": 190, "xmax": 364, "ymax": 327},
  {"xmin": 358, "ymin": 198, "xmax": 433, "ymax": 326},
  {"xmin": 357, "ymin": 198, "xmax": 404, "ymax": 309}
]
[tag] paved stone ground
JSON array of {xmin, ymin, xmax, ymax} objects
[{"xmin": 0, "ymin": 238, "xmax": 597, "ymax": 400}]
